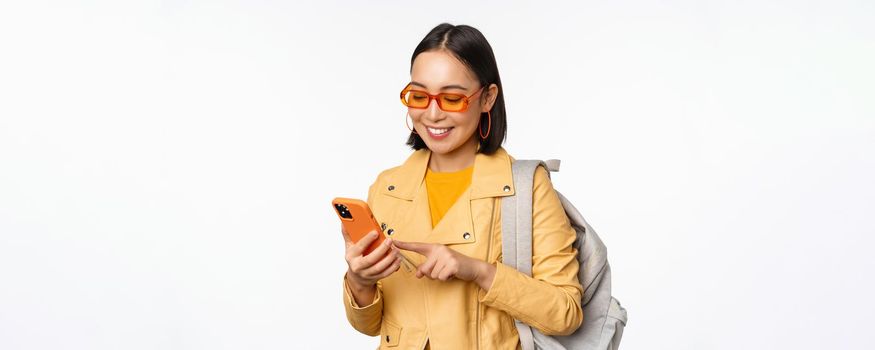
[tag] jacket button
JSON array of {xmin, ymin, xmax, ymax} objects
[
  {"xmin": 387, "ymin": 229, "xmax": 394, "ymax": 236},
  {"xmin": 381, "ymin": 223, "xmax": 387, "ymax": 231},
  {"xmin": 388, "ymin": 185, "xmax": 395, "ymax": 191},
  {"xmin": 463, "ymin": 232, "xmax": 471, "ymax": 240},
  {"xmin": 503, "ymin": 185, "xmax": 511, "ymax": 192},
  {"xmin": 386, "ymin": 335, "xmax": 390, "ymax": 342}
]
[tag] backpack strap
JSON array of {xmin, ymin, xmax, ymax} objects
[
  {"xmin": 544, "ymin": 159, "xmax": 561, "ymax": 172},
  {"xmin": 502, "ymin": 159, "xmax": 549, "ymax": 350}
]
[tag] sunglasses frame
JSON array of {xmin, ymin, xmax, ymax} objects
[{"xmin": 400, "ymin": 84, "xmax": 485, "ymax": 113}]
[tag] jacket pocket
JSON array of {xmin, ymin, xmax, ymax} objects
[{"xmin": 380, "ymin": 319, "xmax": 402, "ymax": 348}]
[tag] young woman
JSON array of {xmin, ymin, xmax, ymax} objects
[{"xmin": 340, "ymin": 23, "xmax": 583, "ymax": 349}]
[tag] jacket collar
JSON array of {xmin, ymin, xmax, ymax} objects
[{"xmin": 381, "ymin": 147, "xmax": 516, "ymax": 200}]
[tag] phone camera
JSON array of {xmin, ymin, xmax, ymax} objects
[{"xmin": 334, "ymin": 203, "xmax": 353, "ymax": 219}]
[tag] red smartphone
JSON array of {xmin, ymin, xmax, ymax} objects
[{"xmin": 332, "ymin": 197, "xmax": 385, "ymax": 256}]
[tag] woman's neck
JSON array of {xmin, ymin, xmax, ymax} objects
[{"xmin": 428, "ymin": 137, "xmax": 478, "ymax": 172}]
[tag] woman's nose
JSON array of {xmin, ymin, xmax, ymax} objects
[{"xmin": 423, "ymin": 98, "xmax": 444, "ymax": 122}]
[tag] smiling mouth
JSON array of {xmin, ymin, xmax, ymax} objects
[{"xmin": 427, "ymin": 127, "xmax": 452, "ymax": 135}]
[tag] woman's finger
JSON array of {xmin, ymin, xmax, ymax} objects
[
  {"xmin": 430, "ymin": 260, "xmax": 446, "ymax": 280},
  {"xmin": 347, "ymin": 231, "xmax": 379, "ymax": 258},
  {"xmin": 416, "ymin": 256, "xmax": 438, "ymax": 279},
  {"xmin": 358, "ymin": 237, "xmax": 393, "ymax": 268},
  {"xmin": 362, "ymin": 249, "xmax": 398, "ymax": 277},
  {"xmin": 437, "ymin": 263, "xmax": 455, "ymax": 281},
  {"xmin": 375, "ymin": 255, "xmax": 401, "ymax": 276},
  {"xmin": 374, "ymin": 256, "xmax": 402, "ymax": 280},
  {"xmin": 393, "ymin": 240, "xmax": 433, "ymax": 256}
]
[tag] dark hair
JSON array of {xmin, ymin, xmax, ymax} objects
[{"xmin": 405, "ymin": 23, "xmax": 507, "ymax": 155}]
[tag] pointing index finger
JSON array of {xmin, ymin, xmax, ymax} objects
[{"xmin": 393, "ymin": 240, "xmax": 432, "ymax": 255}]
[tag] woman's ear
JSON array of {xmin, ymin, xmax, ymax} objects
[{"xmin": 482, "ymin": 83, "xmax": 499, "ymax": 112}]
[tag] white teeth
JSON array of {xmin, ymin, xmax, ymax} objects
[{"xmin": 428, "ymin": 127, "xmax": 450, "ymax": 135}]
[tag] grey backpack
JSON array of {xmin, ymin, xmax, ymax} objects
[{"xmin": 502, "ymin": 159, "xmax": 627, "ymax": 350}]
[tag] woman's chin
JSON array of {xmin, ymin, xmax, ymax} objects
[
  {"xmin": 425, "ymin": 143, "xmax": 454, "ymax": 155},
  {"xmin": 423, "ymin": 135, "xmax": 479, "ymax": 156}
]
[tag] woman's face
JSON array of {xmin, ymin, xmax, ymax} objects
[{"xmin": 408, "ymin": 50, "xmax": 493, "ymax": 156}]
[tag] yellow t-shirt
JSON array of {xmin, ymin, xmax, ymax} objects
[{"xmin": 424, "ymin": 165, "xmax": 474, "ymax": 228}]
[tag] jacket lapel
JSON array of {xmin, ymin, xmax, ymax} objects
[{"xmin": 379, "ymin": 147, "xmax": 517, "ymax": 247}]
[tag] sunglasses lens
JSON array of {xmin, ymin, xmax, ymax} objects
[
  {"xmin": 403, "ymin": 90, "xmax": 430, "ymax": 108},
  {"xmin": 438, "ymin": 94, "xmax": 465, "ymax": 112}
]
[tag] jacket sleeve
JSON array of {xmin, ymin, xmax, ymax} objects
[
  {"xmin": 342, "ymin": 275, "xmax": 383, "ymax": 336},
  {"xmin": 478, "ymin": 166, "xmax": 584, "ymax": 335},
  {"xmin": 340, "ymin": 176, "xmax": 386, "ymax": 336}
]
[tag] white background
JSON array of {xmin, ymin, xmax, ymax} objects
[{"xmin": 1, "ymin": 1, "xmax": 873, "ymax": 349}]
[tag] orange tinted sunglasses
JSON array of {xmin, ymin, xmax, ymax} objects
[{"xmin": 400, "ymin": 84, "xmax": 484, "ymax": 112}]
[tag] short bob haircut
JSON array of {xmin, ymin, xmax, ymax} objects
[{"xmin": 406, "ymin": 23, "xmax": 507, "ymax": 155}]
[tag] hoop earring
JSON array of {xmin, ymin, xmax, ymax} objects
[
  {"xmin": 405, "ymin": 112, "xmax": 418, "ymax": 134},
  {"xmin": 479, "ymin": 111, "xmax": 492, "ymax": 139}
]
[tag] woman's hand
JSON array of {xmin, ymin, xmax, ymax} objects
[
  {"xmin": 342, "ymin": 228, "xmax": 401, "ymax": 305},
  {"xmin": 393, "ymin": 240, "xmax": 496, "ymax": 291}
]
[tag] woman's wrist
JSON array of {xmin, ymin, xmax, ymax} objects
[
  {"xmin": 474, "ymin": 260, "xmax": 497, "ymax": 291},
  {"xmin": 345, "ymin": 270, "xmax": 377, "ymax": 305},
  {"xmin": 346, "ymin": 270, "xmax": 373, "ymax": 290}
]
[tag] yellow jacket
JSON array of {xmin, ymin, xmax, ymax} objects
[{"xmin": 342, "ymin": 147, "xmax": 583, "ymax": 349}]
